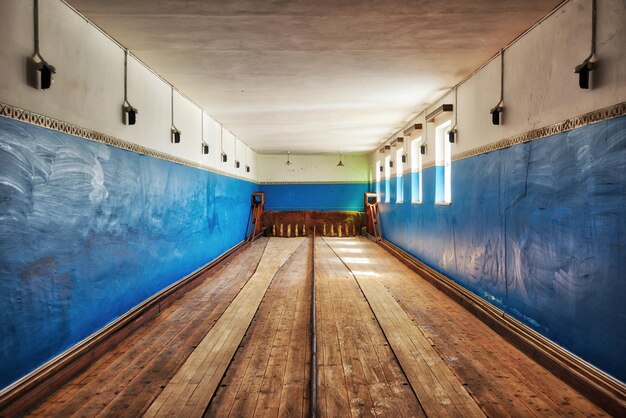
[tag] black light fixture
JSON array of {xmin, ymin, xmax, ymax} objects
[
  {"xmin": 389, "ymin": 160, "xmax": 394, "ymax": 168},
  {"xmin": 171, "ymin": 127, "xmax": 181, "ymax": 144},
  {"xmin": 200, "ymin": 111, "xmax": 209, "ymax": 154},
  {"xmin": 448, "ymin": 129, "xmax": 457, "ymax": 143},
  {"xmin": 285, "ymin": 151, "xmax": 292, "ymax": 166},
  {"xmin": 575, "ymin": 0, "xmax": 596, "ymax": 89},
  {"xmin": 490, "ymin": 49, "xmax": 505, "ymax": 125},
  {"xmin": 220, "ymin": 125, "xmax": 227, "ymax": 162},
  {"xmin": 28, "ymin": 0, "xmax": 56, "ymax": 90},
  {"xmin": 244, "ymin": 147, "xmax": 250, "ymax": 172},
  {"xmin": 449, "ymin": 86, "xmax": 458, "ymax": 143},
  {"xmin": 379, "ymin": 165, "xmax": 384, "ymax": 172},
  {"xmin": 337, "ymin": 151, "xmax": 345, "ymax": 167},
  {"xmin": 420, "ymin": 145, "xmax": 426, "ymax": 155},
  {"xmin": 122, "ymin": 50, "xmax": 138, "ymax": 125},
  {"xmin": 170, "ymin": 87, "xmax": 181, "ymax": 143},
  {"xmin": 401, "ymin": 153, "xmax": 407, "ymax": 163},
  {"xmin": 234, "ymin": 137, "xmax": 241, "ymax": 168}
]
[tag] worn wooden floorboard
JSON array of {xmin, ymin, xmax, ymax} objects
[
  {"xmin": 206, "ymin": 237, "xmax": 311, "ymax": 417},
  {"xmin": 324, "ymin": 238, "xmax": 485, "ymax": 418},
  {"xmin": 27, "ymin": 239, "xmax": 269, "ymax": 418},
  {"xmin": 324, "ymin": 237, "xmax": 608, "ymax": 418},
  {"xmin": 24, "ymin": 235, "xmax": 609, "ymax": 418},
  {"xmin": 315, "ymin": 240, "xmax": 425, "ymax": 418},
  {"xmin": 144, "ymin": 237, "xmax": 305, "ymax": 417}
]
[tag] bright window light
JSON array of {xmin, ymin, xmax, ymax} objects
[
  {"xmin": 352, "ymin": 271, "xmax": 380, "ymax": 278},
  {"xmin": 396, "ymin": 147, "xmax": 404, "ymax": 203},
  {"xmin": 410, "ymin": 138, "xmax": 422, "ymax": 204},
  {"xmin": 375, "ymin": 160, "xmax": 382, "ymax": 201},
  {"xmin": 384, "ymin": 155, "xmax": 391, "ymax": 203},
  {"xmin": 435, "ymin": 120, "xmax": 452, "ymax": 204}
]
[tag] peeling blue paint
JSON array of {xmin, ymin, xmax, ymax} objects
[
  {"xmin": 377, "ymin": 115, "xmax": 626, "ymax": 381},
  {"xmin": 0, "ymin": 117, "xmax": 256, "ymax": 389},
  {"xmin": 260, "ymin": 183, "xmax": 368, "ymax": 211}
]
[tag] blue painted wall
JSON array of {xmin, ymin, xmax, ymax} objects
[
  {"xmin": 260, "ymin": 183, "xmax": 368, "ymax": 211},
  {"xmin": 377, "ymin": 116, "xmax": 626, "ymax": 382},
  {"xmin": 0, "ymin": 117, "xmax": 256, "ymax": 389}
]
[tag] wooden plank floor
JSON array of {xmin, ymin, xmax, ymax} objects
[
  {"xmin": 27, "ymin": 238, "xmax": 269, "ymax": 417},
  {"xmin": 144, "ymin": 237, "xmax": 305, "ymax": 417},
  {"xmin": 323, "ymin": 238, "xmax": 485, "ymax": 417},
  {"xmin": 315, "ymin": 240, "xmax": 425, "ymax": 417},
  {"xmin": 24, "ymin": 235, "xmax": 609, "ymax": 417},
  {"xmin": 206, "ymin": 236, "xmax": 311, "ymax": 417},
  {"xmin": 323, "ymin": 237, "xmax": 608, "ymax": 418}
]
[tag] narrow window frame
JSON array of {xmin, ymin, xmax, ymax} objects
[
  {"xmin": 435, "ymin": 119, "xmax": 452, "ymax": 205},
  {"xmin": 384, "ymin": 155, "xmax": 391, "ymax": 203},
  {"xmin": 375, "ymin": 160, "xmax": 382, "ymax": 201},
  {"xmin": 410, "ymin": 137, "xmax": 423, "ymax": 204},
  {"xmin": 395, "ymin": 147, "xmax": 404, "ymax": 203}
]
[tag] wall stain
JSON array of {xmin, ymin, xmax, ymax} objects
[
  {"xmin": 378, "ymin": 115, "xmax": 626, "ymax": 381},
  {"xmin": 0, "ymin": 117, "xmax": 256, "ymax": 389}
]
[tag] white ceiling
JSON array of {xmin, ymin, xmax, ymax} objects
[{"xmin": 66, "ymin": 0, "xmax": 563, "ymax": 154}]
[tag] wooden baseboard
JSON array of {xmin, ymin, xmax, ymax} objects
[
  {"xmin": 0, "ymin": 238, "xmax": 256, "ymax": 416},
  {"xmin": 377, "ymin": 238, "xmax": 626, "ymax": 417}
]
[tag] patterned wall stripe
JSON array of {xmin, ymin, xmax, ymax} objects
[
  {"xmin": 0, "ymin": 102, "xmax": 256, "ymax": 184},
  {"xmin": 2, "ymin": 101, "xmax": 625, "ymax": 180}
]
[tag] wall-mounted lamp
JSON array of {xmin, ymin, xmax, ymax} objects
[
  {"xmin": 401, "ymin": 153, "xmax": 407, "ymax": 163},
  {"xmin": 233, "ymin": 137, "xmax": 240, "ymax": 168},
  {"xmin": 170, "ymin": 87, "xmax": 181, "ymax": 143},
  {"xmin": 575, "ymin": 0, "xmax": 596, "ymax": 89},
  {"xmin": 28, "ymin": 0, "xmax": 56, "ymax": 90},
  {"xmin": 171, "ymin": 127, "xmax": 181, "ymax": 144},
  {"xmin": 337, "ymin": 151, "xmax": 345, "ymax": 167},
  {"xmin": 246, "ymin": 165, "xmax": 251, "ymax": 173},
  {"xmin": 123, "ymin": 104, "xmax": 138, "ymax": 126},
  {"xmin": 285, "ymin": 151, "xmax": 292, "ymax": 166},
  {"xmin": 448, "ymin": 129, "xmax": 457, "ymax": 143},
  {"xmin": 490, "ymin": 49, "xmax": 505, "ymax": 125},
  {"xmin": 420, "ymin": 145, "xmax": 427, "ymax": 155},
  {"xmin": 389, "ymin": 160, "xmax": 394, "ymax": 168},
  {"xmin": 200, "ymin": 112, "xmax": 208, "ymax": 154},
  {"xmin": 379, "ymin": 165, "xmax": 384, "ymax": 172},
  {"xmin": 449, "ymin": 86, "xmax": 458, "ymax": 143},
  {"xmin": 220, "ymin": 125, "xmax": 227, "ymax": 161},
  {"xmin": 122, "ymin": 50, "xmax": 138, "ymax": 125}
]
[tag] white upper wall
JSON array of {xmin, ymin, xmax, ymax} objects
[
  {"xmin": 257, "ymin": 153, "xmax": 369, "ymax": 183},
  {"xmin": 0, "ymin": 0, "xmax": 257, "ymax": 182},
  {"xmin": 372, "ymin": 0, "xmax": 626, "ymax": 172}
]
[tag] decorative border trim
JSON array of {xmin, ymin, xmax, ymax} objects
[
  {"xmin": 260, "ymin": 181, "xmax": 369, "ymax": 185},
  {"xmin": 390, "ymin": 102, "xmax": 625, "ymax": 174},
  {"xmin": 453, "ymin": 102, "xmax": 626, "ymax": 162},
  {"xmin": 0, "ymin": 102, "xmax": 256, "ymax": 184}
]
